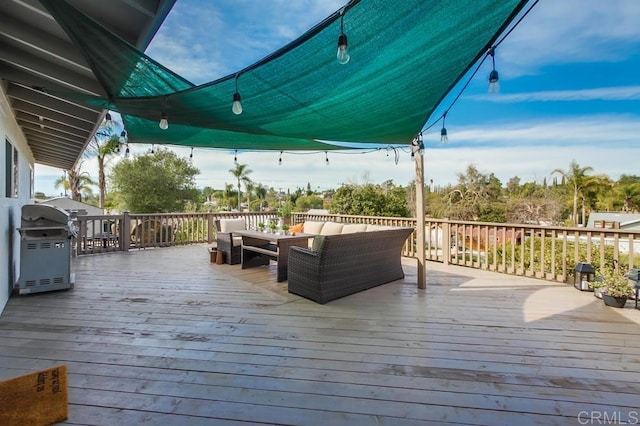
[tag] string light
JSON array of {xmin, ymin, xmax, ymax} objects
[
  {"xmin": 336, "ymin": 8, "xmax": 350, "ymax": 64},
  {"xmin": 159, "ymin": 112, "xmax": 168, "ymax": 130},
  {"xmin": 124, "ymin": 143, "xmax": 130, "ymax": 158},
  {"xmin": 105, "ymin": 112, "xmax": 112, "ymax": 126},
  {"xmin": 119, "ymin": 130, "xmax": 127, "ymax": 144},
  {"xmin": 278, "ymin": 151, "xmax": 283, "ymax": 166},
  {"xmin": 488, "ymin": 47, "xmax": 500, "ymax": 94},
  {"xmin": 325, "ymin": 151, "xmax": 329, "ymax": 166},
  {"xmin": 232, "ymin": 73, "xmax": 243, "ymax": 115},
  {"xmin": 233, "ymin": 149, "xmax": 237, "ymax": 163},
  {"xmin": 440, "ymin": 112, "xmax": 448, "ymax": 144},
  {"xmin": 151, "ymin": 144, "xmax": 155, "ymax": 154},
  {"xmin": 189, "ymin": 147, "xmax": 194, "ymax": 161}
]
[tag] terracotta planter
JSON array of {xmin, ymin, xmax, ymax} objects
[{"xmin": 602, "ymin": 294, "xmax": 627, "ymax": 308}]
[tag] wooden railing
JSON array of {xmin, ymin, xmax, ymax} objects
[
  {"xmin": 74, "ymin": 211, "xmax": 279, "ymax": 255},
  {"xmin": 293, "ymin": 213, "xmax": 640, "ymax": 283},
  {"xmin": 74, "ymin": 211, "xmax": 640, "ymax": 284}
]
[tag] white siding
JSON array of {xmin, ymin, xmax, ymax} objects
[{"xmin": 0, "ymin": 85, "xmax": 35, "ymax": 313}]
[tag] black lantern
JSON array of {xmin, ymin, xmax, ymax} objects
[{"xmin": 574, "ymin": 262, "xmax": 595, "ymax": 291}]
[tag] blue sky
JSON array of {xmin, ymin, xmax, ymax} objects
[{"xmin": 35, "ymin": 0, "xmax": 640, "ymax": 196}]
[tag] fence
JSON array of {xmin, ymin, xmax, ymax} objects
[
  {"xmin": 74, "ymin": 211, "xmax": 640, "ymax": 284},
  {"xmin": 74, "ymin": 211, "xmax": 279, "ymax": 255}
]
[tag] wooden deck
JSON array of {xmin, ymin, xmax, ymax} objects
[{"xmin": 1, "ymin": 244, "xmax": 639, "ymax": 425}]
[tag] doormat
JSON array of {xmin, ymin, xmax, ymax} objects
[{"xmin": 0, "ymin": 365, "xmax": 68, "ymax": 426}]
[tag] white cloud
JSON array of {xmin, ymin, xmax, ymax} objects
[
  {"xmin": 499, "ymin": 0, "xmax": 640, "ymax": 77},
  {"xmin": 467, "ymin": 86, "xmax": 640, "ymax": 102}
]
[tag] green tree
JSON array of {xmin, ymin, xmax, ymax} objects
[
  {"xmin": 551, "ymin": 160, "xmax": 596, "ymax": 225},
  {"xmin": 110, "ymin": 148, "xmax": 199, "ymax": 213},
  {"xmin": 616, "ymin": 174, "xmax": 640, "ymax": 212},
  {"xmin": 229, "ymin": 163, "xmax": 252, "ymax": 209},
  {"xmin": 445, "ymin": 165, "xmax": 505, "ymax": 221},
  {"xmin": 330, "ymin": 182, "xmax": 409, "ymax": 217}
]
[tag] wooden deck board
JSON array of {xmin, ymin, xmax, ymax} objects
[{"xmin": 1, "ymin": 244, "xmax": 639, "ymax": 425}]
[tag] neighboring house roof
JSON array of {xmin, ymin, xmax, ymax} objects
[
  {"xmin": 0, "ymin": 0, "xmax": 176, "ymax": 170},
  {"xmin": 586, "ymin": 212, "xmax": 640, "ymax": 229},
  {"xmin": 42, "ymin": 197, "xmax": 103, "ymax": 215}
]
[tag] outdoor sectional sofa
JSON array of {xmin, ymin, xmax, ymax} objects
[{"xmin": 287, "ymin": 221, "xmax": 413, "ymax": 304}]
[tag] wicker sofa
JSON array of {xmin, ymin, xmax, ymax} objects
[{"xmin": 287, "ymin": 221, "xmax": 413, "ymax": 304}]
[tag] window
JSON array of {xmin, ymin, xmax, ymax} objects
[{"xmin": 5, "ymin": 139, "xmax": 18, "ymax": 198}]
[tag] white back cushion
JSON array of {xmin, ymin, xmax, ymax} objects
[
  {"xmin": 320, "ymin": 222, "xmax": 344, "ymax": 235},
  {"xmin": 342, "ymin": 223, "xmax": 368, "ymax": 234},
  {"xmin": 303, "ymin": 221, "xmax": 325, "ymax": 235},
  {"xmin": 220, "ymin": 218, "xmax": 246, "ymax": 232}
]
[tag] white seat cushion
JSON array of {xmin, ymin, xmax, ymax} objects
[{"xmin": 220, "ymin": 218, "xmax": 246, "ymax": 232}]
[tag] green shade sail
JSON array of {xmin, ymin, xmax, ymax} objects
[{"xmin": 41, "ymin": 0, "xmax": 528, "ymax": 151}]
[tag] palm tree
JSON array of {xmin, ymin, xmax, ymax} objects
[
  {"xmin": 229, "ymin": 163, "xmax": 252, "ymax": 210},
  {"xmin": 245, "ymin": 180, "xmax": 254, "ymax": 211},
  {"xmin": 85, "ymin": 120, "xmax": 121, "ymax": 208},
  {"xmin": 55, "ymin": 163, "xmax": 95, "ymax": 201},
  {"xmin": 551, "ymin": 160, "xmax": 596, "ymax": 225},
  {"xmin": 255, "ymin": 183, "xmax": 268, "ymax": 211}
]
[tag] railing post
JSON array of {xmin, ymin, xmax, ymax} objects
[
  {"xmin": 120, "ymin": 211, "xmax": 131, "ymax": 251},
  {"xmin": 442, "ymin": 219, "xmax": 450, "ymax": 266},
  {"xmin": 207, "ymin": 211, "xmax": 214, "ymax": 244}
]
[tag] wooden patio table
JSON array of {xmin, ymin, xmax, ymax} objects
[{"xmin": 235, "ymin": 230, "xmax": 313, "ymax": 282}]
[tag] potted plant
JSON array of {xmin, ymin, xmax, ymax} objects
[
  {"xmin": 281, "ymin": 224, "xmax": 290, "ymax": 235},
  {"xmin": 268, "ymin": 220, "xmax": 277, "ymax": 233},
  {"xmin": 600, "ymin": 268, "xmax": 634, "ymax": 308},
  {"xmin": 258, "ymin": 222, "xmax": 265, "ymax": 232}
]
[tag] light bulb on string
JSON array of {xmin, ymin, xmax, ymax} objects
[
  {"xmin": 232, "ymin": 74, "xmax": 243, "ymax": 115},
  {"xmin": 151, "ymin": 144, "xmax": 155, "ymax": 154},
  {"xmin": 336, "ymin": 9, "xmax": 350, "ymax": 64},
  {"xmin": 440, "ymin": 113, "xmax": 448, "ymax": 144},
  {"xmin": 189, "ymin": 147, "xmax": 194, "ymax": 162},
  {"xmin": 119, "ymin": 130, "xmax": 127, "ymax": 144},
  {"xmin": 105, "ymin": 112, "xmax": 112, "ymax": 127},
  {"xmin": 325, "ymin": 152, "xmax": 329, "ymax": 166},
  {"xmin": 488, "ymin": 47, "xmax": 500, "ymax": 94},
  {"xmin": 159, "ymin": 112, "xmax": 169, "ymax": 130},
  {"xmin": 278, "ymin": 151, "xmax": 283, "ymax": 166},
  {"xmin": 233, "ymin": 150, "xmax": 238, "ymax": 163},
  {"xmin": 124, "ymin": 144, "xmax": 130, "ymax": 158}
]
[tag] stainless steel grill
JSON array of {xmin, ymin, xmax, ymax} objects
[{"xmin": 17, "ymin": 204, "xmax": 77, "ymax": 295}]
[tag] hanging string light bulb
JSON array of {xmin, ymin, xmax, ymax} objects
[
  {"xmin": 119, "ymin": 130, "xmax": 127, "ymax": 144},
  {"xmin": 159, "ymin": 112, "xmax": 169, "ymax": 130},
  {"xmin": 488, "ymin": 47, "xmax": 500, "ymax": 94},
  {"xmin": 233, "ymin": 149, "xmax": 238, "ymax": 163},
  {"xmin": 105, "ymin": 112, "xmax": 112, "ymax": 127},
  {"xmin": 124, "ymin": 143, "xmax": 130, "ymax": 158},
  {"xmin": 278, "ymin": 151, "xmax": 283, "ymax": 166},
  {"xmin": 232, "ymin": 74, "xmax": 243, "ymax": 115},
  {"xmin": 336, "ymin": 8, "xmax": 350, "ymax": 64},
  {"xmin": 325, "ymin": 152, "xmax": 329, "ymax": 166},
  {"xmin": 189, "ymin": 147, "xmax": 194, "ymax": 162},
  {"xmin": 440, "ymin": 112, "xmax": 448, "ymax": 144},
  {"xmin": 151, "ymin": 144, "xmax": 155, "ymax": 154}
]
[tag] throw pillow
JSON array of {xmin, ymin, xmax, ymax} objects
[{"xmin": 289, "ymin": 223, "xmax": 304, "ymax": 233}]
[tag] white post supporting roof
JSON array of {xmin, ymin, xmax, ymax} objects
[{"xmin": 415, "ymin": 149, "xmax": 426, "ymax": 289}]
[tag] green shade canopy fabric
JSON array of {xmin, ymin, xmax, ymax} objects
[{"xmin": 41, "ymin": 0, "xmax": 528, "ymax": 151}]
